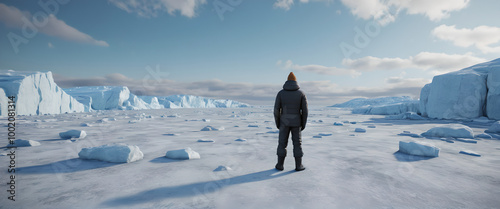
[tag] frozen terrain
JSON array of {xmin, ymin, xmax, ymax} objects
[{"xmin": 1, "ymin": 107, "xmax": 499, "ymax": 208}]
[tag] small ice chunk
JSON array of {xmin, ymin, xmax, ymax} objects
[
  {"xmin": 266, "ymin": 127, "xmax": 273, "ymax": 129},
  {"xmin": 167, "ymin": 114, "xmax": 180, "ymax": 118},
  {"xmin": 59, "ymin": 130, "xmax": 87, "ymax": 139},
  {"xmin": 398, "ymin": 132, "xmax": 423, "ymax": 138},
  {"xmin": 476, "ymin": 133, "xmax": 492, "ymax": 139},
  {"xmin": 164, "ymin": 133, "xmax": 179, "ymax": 136},
  {"xmin": 235, "ymin": 138, "xmax": 247, "ymax": 142},
  {"xmin": 454, "ymin": 138, "xmax": 477, "ymax": 144},
  {"xmin": 248, "ymin": 124, "xmax": 259, "ymax": 127},
  {"xmin": 80, "ymin": 123, "xmax": 92, "ymax": 127},
  {"xmin": 334, "ymin": 122, "xmax": 344, "ymax": 126},
  {"xmin": 355, "ymin": 128, "xmax": 366, "ymax": 133},
  {"xmin": 9, "ymin": 139, "xmax": 41, "ymax": 147},
  {"xmin": 197, "ymin": 139, "xmax": 215, "ymax": 143},
  {"xmin": 485, "ymin": 121, "xmax": 500, "ymax": 134},
  {"xmin": 202, "ymin": 119, "xmax": 210, "ymax": 122},
  {"xmin": 78, "ymin": 144, "xmax": 144, "ymax": 163},
  {"xmin": 318, "ymin": 133, "xmax": 332, "ymax": 136},
  {"xmin": 343, "ymin": 121, "xmax": 350, "ymax": 124},
  {"xmin": 386, "ymin": 112, "xmax": 424, "ymax": 120},
  {"xmin": 313, "ymin": 135, "xmax": 322, "ymax": 138},
  {"xmin": 421, "ymin": 124, "xmax": 474, "ymax": 139},
  {"xmin": 214, "ymin": 165, "xmax": 232, "ymax": 172},
  {"xmin": 267, "ymin": 130, "xmax": 279, "ymax": 134},
  {"xmin": 165, "ymin": 148, "xmax": 200, "ymax": 160},
  {"xmin": 367, "ymin": 125, "xmax": 376, "ymax": 128},
  {"xmin": 96, "ymin": 118, "xmax": 109, "ymax": 123},
  {"xmin": 201, "ymin": 125, "xmax": 222, "ymax": 131},
  {"xmin": 459, "ymin": 150, "xmax": 481, "ymax": 157},
  {"xmin": 398, "ymin": 141, "xmax": 440, "ymax": 157}
]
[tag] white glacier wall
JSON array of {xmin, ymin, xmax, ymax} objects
[
  {"xmin": 64, "ymin": 86, "xmax": 132, "ymax": 110},
  {"xmin": 65, "ymin": 87, "xmax": 249, "ymax": 111},
  {"xmin": 420, "ymin": 58, "xmax": 500, "ymax": 120},
  {"xmin": 138, "ymin": 96, "xmax": 164, "ymax": 109},
  {"xmin": 333, "ymin": 96, "xmax": 420, "ymax": 115},
  {"xmin": 156, "ymin": 95, "xmax": 250, "ymax": 108},
  {"xmin": 0, "ymin": 70, "xmax": 85, "ymax": 116},
  {"xmin": 487, "ymin": 68, "xmax": 500, "ymax": 119},
  {"xmin": 331, "ymin": 96, "xmax": 415, "ymax": 108},
  {"xmin": 0, "ymin": 88, "xmax": 7, "ymax": 116},
  {"xmin": 352, "ymin": 101, "xmax": 420, "ymax": 115}
]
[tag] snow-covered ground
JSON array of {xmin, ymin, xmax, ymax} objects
[{"xmin": 1, "ymin": 107, "xmax": 499, "ymax": 208}]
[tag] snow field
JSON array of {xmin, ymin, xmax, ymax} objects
[{"xmin": 1, "ymin": 107, "xmax": 499, "ymax": 208}]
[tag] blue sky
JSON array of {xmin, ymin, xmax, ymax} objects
[{"xmin": 1, "ymin": 0, "xmax": 500, "ymax": 105}]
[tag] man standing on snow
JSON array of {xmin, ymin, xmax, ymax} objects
[{"xmin": 274, "ymin": 72, "xmax": 308, "ymax": 171}]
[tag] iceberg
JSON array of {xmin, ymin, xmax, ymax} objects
[
  {"xmin": 156, "ymin": 95, "xmax": 250, "ymax": 108},
  {"xmin": 78, "ymin": 144, "xmax": 144, "ymax": 163},
  {"xmin": 333, "ymin": 96, "xmax": 420, "ymax": 115},
  {"xmin": 420, "ymin": 58, "xmax": 500, "ymax": 120},
  {"xmin": 421, "ymin": 124, "xmax": 474, "ymax": 139},
  {"xmin": 398, "ymin": 141, "xmax": 440, "ymax": 157},
  {"xmin": 8, "ymin": 139, "xmax": 41, "ymax": 147},
  {"xmin": 165, "ymin": 147, "xmax": 200, "ymax": 160},
  {"xmin": 0, "ymin": 70, "xmax": 85, "ymax": 116},
  {"xmin": 331, "ymin": 96, "xmax": 416, "ymax": 108},
  {"xmin": 65, "ymin": 86, "xmax": 135, "ymax": 110},
  {"xmin": 59, "ymin": 130, "xmax": 87, "ymax": 139},
  {"xmin": 485, "ymin": 121, "xmax": 500, "ymax": 134}
]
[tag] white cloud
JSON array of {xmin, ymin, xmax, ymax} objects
[
  {"xmin": 432, "ymin": 24, "xmax": 500, "ymax": 54},
  {"xmin": 411, "ymin": 52, "xmax": 486, "ymax": 74},
  {"xmin": 277, "ymin": 60, "xmax": 361, "ymax": 77},
  {"xmin": 340, "ymin": 0, "xmax": 392, "ymax": 20},
  {"xmin": 281, "ymin": 0, "xmax": 470, "ymax": 24},
  {"xmin": 341, "ymin": 52, "xmax": 486, "ymax": 74},
  {"xmin": 391, "ymin": 0, "xmax": 470, "ymax": 21},
  {"xmin": 280, "ymin": 52, "xmax": 486, "ymax": 77},
  {"xmin": 274, "ymin": 0, "xmax": 294, "ymax": 11},
  {"xmin": 342, "ymin": 56, "xmax": 413, "ymax": 71},
  {"xmin": 273, "ymin": 0, "xmax": 333, "ymax": 11},
  {"xmin": 109, "ymin": 0, "xmax": 207, "ymax": 18},
  {"xmin": 0, "ymin": 3, "xmax": 108, "ymax": 46}
]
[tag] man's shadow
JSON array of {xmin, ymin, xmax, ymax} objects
[{"xmin": 100, "ymin": 169, "xmax": 294, "ymax": 207}]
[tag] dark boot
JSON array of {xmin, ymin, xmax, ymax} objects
[
  {"xmin": 295, "ymin": 157, "xmax": 305, "ymax": 171},
  {"xmin": 275, "ymin": 156, "xmax": 285, "ymax": 171}
]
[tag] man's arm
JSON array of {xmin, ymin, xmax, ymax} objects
[
  {"xmin": 274, "ymin": 92, "xmax": 282, "ymax": 129},
  {"xmin": 300, "ymin": 93, "xmax": 308, "ymax": 130}
]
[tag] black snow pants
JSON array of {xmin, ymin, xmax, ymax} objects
[{"xmin": 277, "ymin": 125, "xmax": 303, "ymax": 157}]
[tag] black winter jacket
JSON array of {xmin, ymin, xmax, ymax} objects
[{"xmin": 274, "ymin": 80, "xmax": 308, "ymax": 129}]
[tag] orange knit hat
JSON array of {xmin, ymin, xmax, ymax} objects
[{"xmin": 287, "ymin": 72, "xmax": 297, "ymax": 81}]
